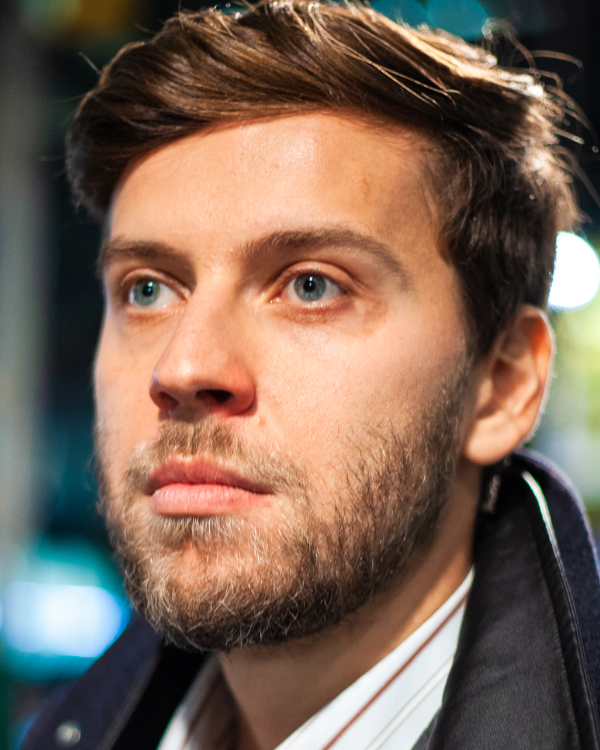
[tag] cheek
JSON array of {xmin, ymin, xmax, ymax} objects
[
  {"xmin": 256, "ymin": 300, "xmax": 466, "ymax": 459},
  {"xmin": 94, "ymin": 328, "xmax": 159, "ymax": 480}
]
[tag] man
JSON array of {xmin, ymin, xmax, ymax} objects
[{"xmin": 23, "ymin": 2, "xmax": 600, "ymax": 749}]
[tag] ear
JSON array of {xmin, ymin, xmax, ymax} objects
[{"xmin": 462, "ymin": 305, "xmax": 554, "ymax": 466}]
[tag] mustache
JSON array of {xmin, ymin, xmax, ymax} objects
[{"xmin": 119, "ymin": 419, "xmax": 310, "ymax": 501}]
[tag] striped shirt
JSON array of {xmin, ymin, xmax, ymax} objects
[{"xmin": 158, "ymin": 570, "xmax": 473, "ymax": 750}]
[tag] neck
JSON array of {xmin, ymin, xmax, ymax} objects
[{"xmin": 220, "ymin": 462, "xmax": 480, "ymax": 750}]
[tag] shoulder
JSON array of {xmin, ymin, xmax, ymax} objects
[{"xmin": 22, "ymin": 617, "xmax": 202, "ymax": 750}]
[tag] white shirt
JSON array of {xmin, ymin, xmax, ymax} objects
[{"xmin": 158, "ymin": 570, "xmax": 473, "ymax": 750}]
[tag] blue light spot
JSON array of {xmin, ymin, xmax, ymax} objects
[
  {"xmin": 1, "ymin": 582, "xmax": 125, "ymax": 658},
  {"xmin": 427, "ymin": 0, "xmax": 488, "ymax": 39}
]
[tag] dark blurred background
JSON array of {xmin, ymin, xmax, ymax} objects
[{"xmin": 1, "ymin": 0, "xmax": 600, "ymax": 747}]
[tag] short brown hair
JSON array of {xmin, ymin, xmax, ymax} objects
[{"xmin": 67, "ymin": 0, "xmax": 579, "ymax": 354}]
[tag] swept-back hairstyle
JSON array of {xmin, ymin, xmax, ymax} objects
[{"xmin": 67, "ymin": 0, "xmax": 579, "ymax": 354}]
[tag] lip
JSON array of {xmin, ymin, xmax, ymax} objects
[{"xmin": 147, "ymin": 458, "xmax": 273, "ymax": 516}]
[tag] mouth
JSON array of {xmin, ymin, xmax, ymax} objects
[{"xmin": 147, "ymin": 458, "xmax": 273, "ymax": 516}]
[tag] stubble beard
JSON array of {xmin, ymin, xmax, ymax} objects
[{"xmin": 96, "ymin": 359, "xmax": 470, "ymax": 653}]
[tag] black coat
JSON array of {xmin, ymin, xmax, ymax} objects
[{"xmin": 23, "ymin": 450, "xmax": 600, "ymax": 750}]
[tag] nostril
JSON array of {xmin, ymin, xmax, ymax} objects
[{"xmin": 202, "ymin": 389, "xmax": 231, "ymax": 405}]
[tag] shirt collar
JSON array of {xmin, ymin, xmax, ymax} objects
[{"xmin": 158, "ymin": 570, "xmax": 473, "ymax": 750}]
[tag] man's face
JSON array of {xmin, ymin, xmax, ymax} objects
[{"xmin": 95, "ymin": 113, "xmax": 473, "ymax": 651}]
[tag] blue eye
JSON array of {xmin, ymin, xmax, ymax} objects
[
  {"xmin": 294, "ymin": 275, "xmax": 327, "ymax": 302},
  {"xmin": 128, "ymin": 279, "xmax": 179, "ymax": 309},
  {"xmin": 288, "ymin": 274, "xmax": 341, "ymax": 304},
  {"xmin": 131, "ymin": 280, "xmax": 159, "ymax": 306}
]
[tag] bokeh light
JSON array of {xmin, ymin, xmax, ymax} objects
[
  {"xmin": 372, "ymin": 0, "xmax": 489, "ymax": 39},
  {"xmin": 427, "ymin": 0, "xmax": 488, "ymax": 39},
  {"xmin": 549, "ymin": 233, "xmax": 600, "ymax": 311},
  {"xmin": 372, "ymin": 0, "xmax": 431, "ymax": 25},
  {"xmin": 0, "ymin": 539, "xmax": 129, "ymax": 681},
  {"xmin": 2, "ymin": 583, "xmax": 124, "ymax": 658}
]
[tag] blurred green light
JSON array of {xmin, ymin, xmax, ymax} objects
[
  {"xmin": 427, "ymin": 0, "xmax": 489, "ymax": 39},
  {"xmin": 19, "ymin": 0, "xmax": 79, "ymax": 35},
  {"xmin": 372, "ymin": 0, "xmax": 489, "ymax": 39},
  {"xmin": 372, "ymin": 0, "xmax": 430, "ymax": 25}
]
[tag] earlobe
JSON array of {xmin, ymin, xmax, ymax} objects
[{"xmin": 462, "ymin": 305, "xmax": 554, "ymax": 466}]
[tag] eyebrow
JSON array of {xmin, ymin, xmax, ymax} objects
[
  {"xmin": 240, "ymin": 227, "xmax": 408, "ymax": 281},
  {"xmin": 97, "ymin": 238, "xmax": 194, "ymax": 278},
  {"xmin": 98, "ymin": 227, "xmax": 408, "ymax": 282}
]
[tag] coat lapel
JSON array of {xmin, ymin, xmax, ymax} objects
[{"xmin": 421, "ymin": 462, "xmax": 600, "ymax": 749}]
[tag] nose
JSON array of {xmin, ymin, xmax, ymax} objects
[{"xmin": 148, "ymin": 294, "xmax": 256, "ymax": 418}]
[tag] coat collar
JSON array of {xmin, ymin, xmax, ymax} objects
[{"xmin": 417, "ymin": 450, "xmax": 600, "ymax": 749}]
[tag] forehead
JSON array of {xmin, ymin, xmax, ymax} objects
[{"xmin": 108, "ymin": 113, "xmax": 441, "ymax": 268}]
